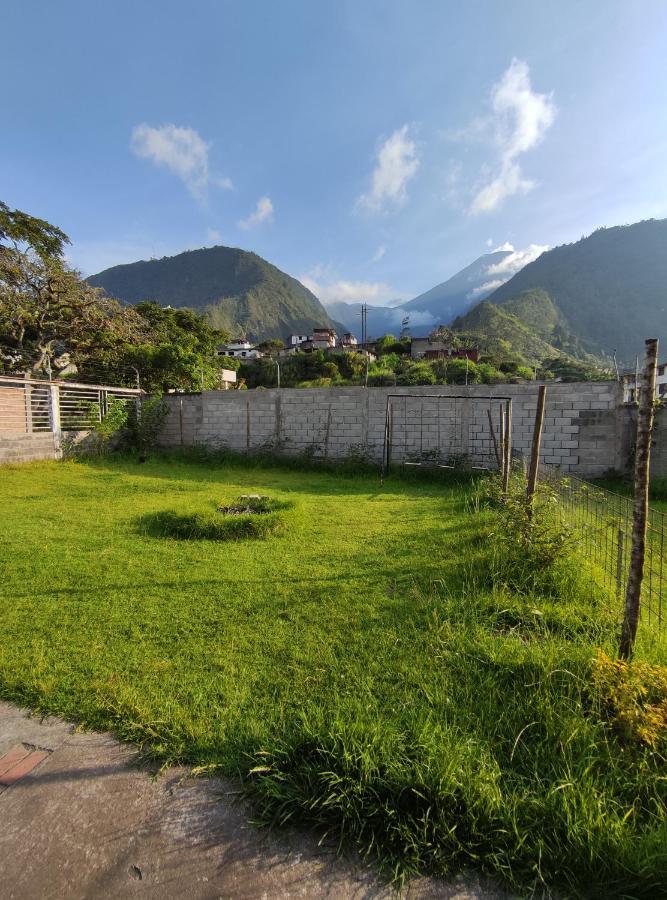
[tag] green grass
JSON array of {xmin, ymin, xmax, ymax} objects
[{"xmin": 0, "ymin": 454, "xmax": 665, "ymax": 897}]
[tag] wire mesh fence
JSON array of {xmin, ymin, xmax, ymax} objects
[{"xmin": 543, "ymin": 472, "xmax": 665, "ymax": 633}]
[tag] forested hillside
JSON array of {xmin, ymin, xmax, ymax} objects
[
  {"xmin": 89, "ymin": 245, "xmax": 336, "ymax": 342},
  {"xmin": 486, "ymin": 219, "xmax": 667, "ymax": 360}
]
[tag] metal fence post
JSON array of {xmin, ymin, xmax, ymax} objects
[
  {"xmin": 616, "ymin": 528, "xmax": 625, "ymax": 600},
  {"xmin": 24, "ymin": 380, "xmax": 34, "ymax": 433},
  {"xmin": 49, "ymin": 383, "xmax": 62, "ymax": 438}
]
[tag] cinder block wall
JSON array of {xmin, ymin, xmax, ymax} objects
[
  {"xmin": 0, "ymin": 432, "xmax": 60, "ymax": 464},
  {"xmin": 159, "ymin": 382, "xmax": 624, "ymax": 477}
]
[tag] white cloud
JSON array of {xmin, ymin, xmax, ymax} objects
[
  {"xmin": 466, "ymin": 279, "xmax": 506, "ymax": 299},
  {"xmin": 358, "ymin": 125, "xmax": 419, "ymax": 212},
  {"xmin": 466, "ymin": 242, "xmax": 548, "ymax": 298},
  {"xmin": 371, "ymin": 245, "xmax": 386, "ymax": 263},
  {"xmin": 238, "ymin": 196, "xmax": 274, "ymax": 230},
  {"xmin": 300, "ymin": 268, "xmax": 399, "ymax": 306},
  {"xmin": 131, "ymin": 124, "xmax": 231, "ymax": 203},
  {"xmin": 485, "ymin": 242, "xmax": 548, "ymax": 275},
  {"xmin": 491, "ymin": 241, "xmax": 514, "ymax": 252},
  {"xmin": 463, "ymin": 59, "xmax": 556, "ymax": 215},
  {"xmin": 207, "ymin": 228, "xmax": 222, "ymax": 243},
  {"xmin": 485, "ymin": 238, "xmax": 494, "ymax": 248}
]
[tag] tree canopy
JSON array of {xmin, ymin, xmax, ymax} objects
[{"xmin": 0, "ymin": 201, "xmax": 232, "ymax": 390}]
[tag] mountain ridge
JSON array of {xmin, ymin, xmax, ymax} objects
[
  {"xmin": 88, "ymin": 244, "xmax": 336, "ymax": 342},
  {"xmin": 485, "ymin": 219, "xmax": 667, "ymax": 361}
]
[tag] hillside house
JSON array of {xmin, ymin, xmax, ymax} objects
[
  {"xmin": 340, "ymin": 333, "xmax": 358, "ymax": 348},
  {"xmin": 623, "ymin": 361, "xmax": 667, "ymax": 403},
  {"xmin": 410, "ymin": 337, "xmax": 479, "ymax": 363},
  {"xmin": 288, "ymin": 329, "xmax": 338, "ymax": 353},
  {"xmin": 218, "ymin": 341, "xmax": 264, "ymax": 360}
]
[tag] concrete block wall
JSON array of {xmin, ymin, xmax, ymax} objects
[
  {"xmin": 159, "ymin": 382, "xmax": 626, "ymax": 477},
  {"xmin": 0, "ymin": 432, "xmax": 60, "ymax": 464}
]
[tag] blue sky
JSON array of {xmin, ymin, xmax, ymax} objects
[{"xmin": 4, "ymin": 0, "xmax": 667, "ymax": 305}]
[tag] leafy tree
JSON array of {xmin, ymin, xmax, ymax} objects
[
  {"xmin": 121, "ymin": 303, "xmax": 230, "ymax": 392},
  {"xmin": 476, "ymin": 362, "xmax": 507, "ymax": 384},
  {"xmin": 334, "ymin": 351, "xmax": 367, "ymax": 382},
  {"xmin": 0, "ymin": 201, "xmax": 145, "ymax": 377},
  {"xmin": 375, "ymin": 334, "xmax": 410, "ymax": 356},
  {"xmin": 444, "ymin": 358, "xmax": 481, "ymax": 384},
  {"xmin": 256, "ymin": 338, "xmax": 285, "ymax": 354}
]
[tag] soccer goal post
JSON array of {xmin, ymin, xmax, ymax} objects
[{"xmin": 380, "ymin": 393, "xmax": 513, "ymax": 478}]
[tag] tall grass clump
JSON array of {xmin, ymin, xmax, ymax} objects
[{"xmin": 477, "ymin": 471, "xmax": 598, "ymax": 603}]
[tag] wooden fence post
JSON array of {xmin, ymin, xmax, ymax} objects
[
  {"xmin": 487, "ymin": 407, "xmax": 501, "ymax": 468},
  {"xmin": 499, "ymin": 403, "xmax": 506, "ymax": 484},
  {"xmin": 526, "ymin": 385, "xmax": 547, "ymax": 517},
  {"xmin": 502, "ymin": 399, "xmax": 512, "ymax": 497},
  {"xmin": 619, "ymin": 338, "xmax": 659, "ymax": 659}
]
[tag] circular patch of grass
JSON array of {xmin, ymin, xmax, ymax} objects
[{"xmin": 142, "ymin": 495, "xmax": 292, "ymax": 541}]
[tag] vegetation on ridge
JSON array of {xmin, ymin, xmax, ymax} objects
[{"xmin": 88, "ymin": 244, "xmax": 337, "ymax": 342}]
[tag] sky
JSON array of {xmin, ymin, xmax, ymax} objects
[{"xmin": 3, "ymin": 0, "xmax": 667, "ymax": 306}]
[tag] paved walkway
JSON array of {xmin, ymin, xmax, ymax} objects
[{"xmin": 0, "ymin": 701, "xmax": 508, "ymax": 899}]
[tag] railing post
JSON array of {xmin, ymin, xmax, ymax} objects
[
  {"xmin": 24, "ymin": 379, "xmax": 34, "ymax": 433},
  {"xmin": 49, "ymin": 382, "xmax": 62, "ymax": 438}
]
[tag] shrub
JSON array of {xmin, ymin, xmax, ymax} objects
[
  {"xmin": 125, "ymin": 396, "xmax": 170, "ymax": 461},
  {"xmin": 591, "ymin": 649, "xmax": 667, "ymax": 749},
  {"xmin": 367, "ymin": 368, "xmax": 396, "ymax": 386},
  {"xmin": 396, "ymin": 362, "xmax": 436, "ymax": 386},
  {"xmin": 479, "ymin": 472, "xmax": 580, "ymax": 596}
]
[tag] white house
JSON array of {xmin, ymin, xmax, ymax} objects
[
  {"xmin": 288, "ymin": 329, "xmax": 338, "ymax": 352},
  {"xmin": 622, "ymin": 361, "xmax": 667, "ymax": 403},
  {"xmin": 218, "ymin": 341, "xmax": 264, "ymax": 360}
]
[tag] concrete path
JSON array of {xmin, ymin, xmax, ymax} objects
[{"xmin": 0, "ymin": 701, "xmax": 508, "ymax": 899}]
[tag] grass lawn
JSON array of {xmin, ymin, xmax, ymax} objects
[{"xmin": 1, "ymin": 454, "xmax": 665, "ymax": 896}]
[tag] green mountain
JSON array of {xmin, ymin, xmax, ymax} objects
[
  {"xmin": 451, "ymin": 298, "xmax": 565, "ymax": 367},
  {"xmin": 486, "ymin": 219, "xmax": 667, "ymax": 362},
  {"xmin": 88, "ymin": 245, "xmax": 336, "ymax": 342}
]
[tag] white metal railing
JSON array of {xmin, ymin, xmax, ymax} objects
[{"xmin": 0, "ymin": 375, "xmax": 141, "ymax": 435}]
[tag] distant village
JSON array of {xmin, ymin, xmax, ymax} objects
[{"xmin": 218, "ymin": 328, "xmax": 479, "ymax": 364}]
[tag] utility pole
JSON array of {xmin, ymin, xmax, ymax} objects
[
  {"xmin": 359, "ymin": 302, "xmax": 368, "ymax": 349},
  {"xmin": 275, "ymin": 358, "xmax": 281, "ymax": 388}
]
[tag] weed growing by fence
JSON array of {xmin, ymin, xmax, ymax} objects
[
  {"xmin": 477, "ymin": 472, "xmax": 586, "ymax": 599},
  {"xmin": 591, "ymin": 649, "xmax": 667, "ymax": 750}
]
